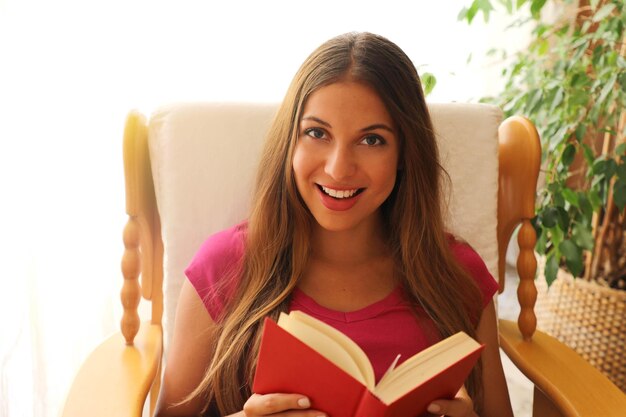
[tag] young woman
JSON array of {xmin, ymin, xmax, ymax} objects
[{"xmin": 154, "ymin": 32, "xmax": 514, "ymax": 417}]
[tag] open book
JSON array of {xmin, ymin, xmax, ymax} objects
[{"xmin": 252, "ymin": 310, "xmax": 484, "ymax": 417}]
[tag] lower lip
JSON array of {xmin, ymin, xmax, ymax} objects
[{"xmin": 317, "ymin": 187, "xmax": 363, "ymax": 211}]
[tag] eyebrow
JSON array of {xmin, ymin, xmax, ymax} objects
[{"xmin": 301, "ymin": 116, "xmax": 395, "ymax": 134}]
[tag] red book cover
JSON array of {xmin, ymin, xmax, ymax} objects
[
  {"xmin": 252, "ymin": 317, "xmax": 483, "ymax": 417},
  {"xmin": 353, "ymin": 348, "xmax": 483, "ymax": 417}
]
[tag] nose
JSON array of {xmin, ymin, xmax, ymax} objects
[{"xmin": 324, "ymin": 145, "xmax": 356, "ymax": 181}]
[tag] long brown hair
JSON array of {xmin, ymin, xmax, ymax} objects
[{"xmin": 192, "ymin": 32, "xmax": 484, "ymax": 415}]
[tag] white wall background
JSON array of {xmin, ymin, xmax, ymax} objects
[{"xmin": 0, "ymin": 1, "xmax": 531, "ymax": 415}]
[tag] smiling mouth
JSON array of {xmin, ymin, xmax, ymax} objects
[{"xmin": 317, "ymin": 184, "xmax": 365, "ymax": 199}]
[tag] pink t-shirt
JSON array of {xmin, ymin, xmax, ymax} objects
[{"xmin": 185, "ymin": 222, "xmax": 499, "ymax": 382}]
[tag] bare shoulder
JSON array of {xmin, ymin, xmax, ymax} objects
[{"xmin": 154, "ymin": 279, "xmax": 219, "ymax": 416}]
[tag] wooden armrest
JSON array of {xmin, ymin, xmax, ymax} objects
[
  {"xmin": 499, "ymin": 319, "xmax": 626, "ymax": 416},
  {"xmin": 62, "ymin": 322, "xmax": 162, "ymax": 417}
]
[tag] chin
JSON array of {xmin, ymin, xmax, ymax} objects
[{"xmin": 315, "ymin": 221, "xmax": 356, "ymax": 233}]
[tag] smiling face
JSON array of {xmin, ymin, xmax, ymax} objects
[{"xmin": 292, "ymin": 81, "xmax": 400, "ymax": 233}]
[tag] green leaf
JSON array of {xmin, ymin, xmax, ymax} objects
[
  {"xmin": 568, "ymin": 253, "xmax": 584, "ymax": 277},
  {"xmin": 592, "ymin": 174, "xmax": 607, "ymax": 190},
  {"xmin": 421, "ymin": 72, "xmax": 437, "ymax": 96},
  {"xmin": 486, "ymin": 48, "xmax": 498, "ymax": 57},
  {"xmin": 557, "ymin": 206, "xmax": 570, "ymax": 231},
  {"xmin": 593, "ymin": 158, "xmax": 608, "ymax": 176},
  {"xmin": 619, "ymin": 73, "xmax": 626, "ymax": 91},
  {"xmin": 548, "ymin": 126, "xmax": 569, "ymax": 151},
  {"xmin": 571, "ymin": 90, "xmax": 589, "ymax": 107},
  {"xmin": 516, "ymin": 0, "xmax": 528, "ymax": 9},
  {"xmin": 503, "ymin": 91, "xmax": 524, "ymax": 113},
  {"xmin": 617, "ymin": 162, "xmax": 626, "ymax": 182},
  {"xmin": 614, "ymin": 182, "xmax": 626, "ymax": 211},
  {"xmin": 541, "ymin": 207, "xmax": 559, "ymax": 228},
  {"xmin": 583, "ymin": 144, "xmax": 596, "ymax": 166},
  {"xmin": 575, "ymin": 124, "xmax": 586, "ymax": 142},
  {"xmin": 593, "ymin": 4, "xmax": 616, "ymax": 22},
  {"xmin": 537, "ymin": 38, "xmax": 550, "ymax": 55},
  {"xmin": 501, "ymin": 0, "xmax": 513, "ymax": 13},
  {"xmin": 578, "ymin": 193, "xmax": 593, "ymax": 220},
  {"xmin": 556, "ymin": 24, "xmax": 570, "ymax": 37},
  {"xmin": 554, "ymin": 192, "xmax": 565, "ymax": 208},
  {"xmin": 464, "ymin": 3, "xmax": 479, "ymax": 24},
  {"xmin": 562, "ymin": 144, "xmax": 576, "ymax": 166},
  {"xmin": 592, "ymin": 45, "xmax": 604, "ymax": 67},
  {"xmin": 560, "ymin": 239, "xmax": 583, "ymax": 277},
  {"xmin": 606, "ymin": 51, "xmax": 618, "ymax": 67},
  {"xmin": 588, "ymin": 188, "xmax": 602, "ymax": 211},
  {"xmin": 559, "ymin": 240, "xmax": 578, "ymax": 260},
  {"xmin": 530, "ymin": 0, "xmax": 547, "ymax": 19},
  {"xmin": 525, "ymin": 89, "xmax": 543, "ymax": 114},
  {"xmin": 615, "ymin": 143, "xmax": 626, "ymax": 157},
  {"xmin": 597, "ymin": 73, "xmax": 617, "ymax": 106},
  {"xmin": 571, "ymin": 36, "xmax": 590, "ymax": 50},
  {"xmin": 464, "ymin": 0, "xmax": 496, "ymax": 23},
  {"xmin": 605, "ymin": 158, "xmax": 618, "ymax": 178},
  {"xmin": 545, "ymin": 252, "xmax": 559, "ymax": 287},
  {"xmin": 458, "ymin": 7, "xmax": 471, "ymax": 22},
  {"xmin": 547, "ymin": 181, "xmax": 560, "ymax": 195},
  {"xmin": 550, "ymin": 225, "xmax": 564, "ymax": 249},
  {"xmin": 573, "ymin": 222, "xmax": 594, "ymax": 250},
  {"xmin": 477, "ymin": 0, "xmax": 495, "ymax": 21},
  {"xmin": 550, "ymin": 87, "xmax": 564, "ymax": 111},
  {"xmin": 574, "ymin": 41, "xmax": 591, "ymax": 63},
  {"xmin": 536, "ymin": 225, "xmax": 547, "ymax": 254},
  {"xmin": 562, "ymin": 187, "xmax": 579, "ymax": 207}
]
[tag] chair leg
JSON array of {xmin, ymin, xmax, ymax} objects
[{"xmin": 532, "ymin": 387, "xmax": 565, "ymax": 417}]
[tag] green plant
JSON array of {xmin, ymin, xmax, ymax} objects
[{"xmin": 460, "ymin": 0, "xmax": 626, "ymax": 287}]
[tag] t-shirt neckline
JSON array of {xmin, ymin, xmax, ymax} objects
[{"xmin": 290, "ymin": 286, "xmax": 405, "ymax": 323}]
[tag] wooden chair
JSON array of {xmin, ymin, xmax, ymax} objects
[{"xmin": 61, "ymin": 103, "xmax": 626, "ymax": 417}]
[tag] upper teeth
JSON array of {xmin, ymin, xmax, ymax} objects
[{"xmin": 321, "ymin": 186, "xmax": 359, "ymax": 199}]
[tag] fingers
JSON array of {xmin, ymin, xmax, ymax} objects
[
  {"xmin": 243, "ymin": 393, "xmax": 325, "ymax": 417},
  {"xmin": 426, "ymin": 387, "xmax": 476, "ymax": 417},
  {"xmin": 426, "ymin": 399, "xmax": 474, "ymax": 417}
]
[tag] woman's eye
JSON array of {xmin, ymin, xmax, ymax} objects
[
  {"xmin": 361, "ymin": 135, "xmax": 385, "ymax": 146},
  {"xmin": 304, "ymin": 128, "xmax": 326, "ymax": 140}
]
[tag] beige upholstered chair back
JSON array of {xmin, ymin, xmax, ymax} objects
[{"xmin": 147, "ymin": 102, "xmax": 502, "ymax": 349}]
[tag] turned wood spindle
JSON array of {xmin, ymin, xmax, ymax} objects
[
  {"xmin": 121, "ymin": 216, "xmax": 141, "ymax": 345},
  {"xmin": 517, "ymin": 219, "xmax": 538, "ymax": 340}
]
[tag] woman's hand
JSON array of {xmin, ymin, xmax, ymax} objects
[
  {"xmin": 426, "ymin": 386, "xmax": 478, "ymax": 417},
  {"xmin": 241, "ymin": 393, "xmax": 326, "ymax": 417}
]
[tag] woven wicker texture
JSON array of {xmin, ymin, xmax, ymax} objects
[{"xmin": 536, "ymin": 267, "xmax": 626, "ymax": 392}]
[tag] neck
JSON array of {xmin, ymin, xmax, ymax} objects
[{"xmin": 310, "ymin": 214, "xmax": 390, "ymax": 264}]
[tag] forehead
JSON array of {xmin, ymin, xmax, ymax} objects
[{"xmin": 301, "ymin": 81, "xmax": 394, "ymax": 128}]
